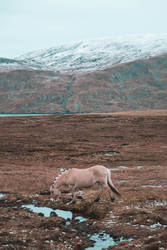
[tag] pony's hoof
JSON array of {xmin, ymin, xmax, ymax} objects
[
  {"xmin": 111, "ymin": 197, "xmax": 115, "ymax": 202},
  {"xmin": 67, "ymin": 200, "xmax": 75, "ymax": 205},
  {"xmin": 77, "ymin": 195, "xmax": 83, "ymax": 200}
]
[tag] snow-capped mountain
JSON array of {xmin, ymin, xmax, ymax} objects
[
  {"xmin": 14, "ymin": 34, "xmax": 167, "ymax": 72},
  {"xmin": 0, "ymin": 57, "xmax": 36, "ymax": 71},
  {"xmin": 1, "ymin": 34, "xmax": 167, "ymax": 72}
]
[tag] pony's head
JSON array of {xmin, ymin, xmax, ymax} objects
[{"xmin": 49, "ymin": 183, "xmax": 61, "ymax": 197}]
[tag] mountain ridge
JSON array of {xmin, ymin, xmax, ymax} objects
[{"xmin": 1, "ymin": 34, "xmax": 167, "ymax": 72}]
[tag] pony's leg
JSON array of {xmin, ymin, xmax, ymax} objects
[
  {"xmin": 106, "ymin": 186, "xmax": 115, "ymax": 202},
  {"xmin": 72, "ymin": 190, "xmax": 77, "ymax": 203},
  {"xmin": 69, "ymin": 185, "xmax": 77, "ymax": 204},
  {"xmin": 94, "ymin": 183, "xmax": 103, "ymax": 202}
]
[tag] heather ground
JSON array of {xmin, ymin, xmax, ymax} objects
[{"xmin": 0, "ymin": 110, "xmax": 167, "ymax": 249}]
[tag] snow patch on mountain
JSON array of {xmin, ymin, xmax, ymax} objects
[
  {"xmin": 0, "ymin": 57, "xmax": 39, "ymax": 71},
  {"xmin": 2, "ymin": 34, "xmax": 167, "ymax": 72}
]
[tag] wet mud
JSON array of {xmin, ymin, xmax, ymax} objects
[{"xmin": 0, "ymin": 110, "xmax": 167, "ymax": 249}]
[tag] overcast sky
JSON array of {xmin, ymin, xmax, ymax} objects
[{"xmin": 1, "ymin": 0, "xmax": 167, "ymax": 58}]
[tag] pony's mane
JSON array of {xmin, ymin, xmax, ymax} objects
[{"xmin": 53, "ymin": 168, "xmax": 68, "ymax": 185}]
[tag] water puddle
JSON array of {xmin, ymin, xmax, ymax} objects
[
  {"xmin": 142, "ymin": 185, "xmax": 162, "ymax": 188},
  {"xmin": 149, "ymin": 223, "xmax": 167, "ymax": 229},
  {"xmin": 110, "ymin": 168, "xmax": 119, "ymax": 171},
  {"xmin": 119, "ymin": 180, "xmax": 128, "ymax": 183},
  {"xmin": 105, "ymin": 152, "xmax": 118, "ymax": 157},
  {"xmin": 148, "ymin": 200, "xmax": 167, "ymax": 207},
  {"xmin": 118, "ymin": 166, "xmax": 129, "ymax": 169},
  {"xmin": 59, "ymin": 168, "xmax": 67, "ymax": 173},
  {"xmin": 140, "ymin": 223, "xmax": 167, "ymax": 230},
  {"xmin": 22, "ymin": 204, "xmax": 72, "ymax": 219},
  {"xmin": 160, "ymin": 146, "xmax": 167, "ymax": 148},
  {"xmin": 22, "ymin": 204, "xmax": 87, "ymax": 222},
  {"xmin": 74, "ymin": 216, "xmax": 87, "ymax": 223},
  {"xmin": 133, "ymin": 166, "xmax": 143, "ymax": 169},
  {"xmin": 111, "ymin": 166, "xmax": 143, "ymax": 171},
  {"xmin": 86, "ymin": 232, "xmax": 133, "ymax": 250},
  {"xmin": 0, "ymin": 193, "xmax": 6, "ymax": 198},
  {"xmin": 110, "ymin": 166, "xmax": 129, "ymax": 171}
]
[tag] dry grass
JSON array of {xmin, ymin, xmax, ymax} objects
[
  {"xmin": 0, "ymin": 110, "xmax": 167, "ymax": 195},
  {"xmin": 0, "ymin": 163, "xmax": 59, "ymax": 193},
  {"xmin": 108, "ymin": 109, "xmax": 167, "ymax": 116}
]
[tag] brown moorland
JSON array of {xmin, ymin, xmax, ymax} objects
[{"xmin": 0, "ymin": 110, "xmax": 167, "ymax": 249}]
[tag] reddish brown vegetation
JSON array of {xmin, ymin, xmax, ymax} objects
[{"xmin": 0, "ymin": 110, "xmax": 167, "ymax": 249}]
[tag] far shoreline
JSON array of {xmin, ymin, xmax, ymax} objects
[{"xmin": 0, "ymin": 109, "xmax": 167, "ymax": 117}]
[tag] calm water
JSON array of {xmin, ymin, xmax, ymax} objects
[
  {"xmin": 86, "ymin": 232, "xmax": 133, "ymax": 250},
  {"xmin": 0, "ymin": 193, "xmax": 6, "ymax": 198},
  {"xmin": 22, "ymin": 204, "xmax": 87, "ymax": 222},
  {"xmin": 0, "ymin": 114, "xmax": 52, "ymax": 117}
]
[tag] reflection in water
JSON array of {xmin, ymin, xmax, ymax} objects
[
  {"xmin": 22, "ymin": 204, "xmax": 86, "ymax": 222},
  {"xmin": 0, "ymin": 193, "xmax": 6, "ymax": 198},
  {"xmin": 86, "ymin": 232, "xmax": 133, "ymax": 250}
]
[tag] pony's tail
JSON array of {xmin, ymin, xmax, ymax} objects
[{"xmin": 106, "ymin": 169, "xmax": 121, "ymax": 196}]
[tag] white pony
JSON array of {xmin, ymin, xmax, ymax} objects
[{"xmin": 50, "ymin": 165, "xmax": 121, "ymax": 203}]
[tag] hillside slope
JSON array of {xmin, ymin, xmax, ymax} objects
[{"xmin": 0, "ymin": 54, "xmax": 167, "ymax": 113}]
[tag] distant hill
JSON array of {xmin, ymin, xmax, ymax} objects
[
  {"xmin": 1, "ymin": 34, "xmax": 167, "ymax": 72},
  {"xmin": 0, "ymin": 54, "xmax": 167, "ymax": 113}
]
